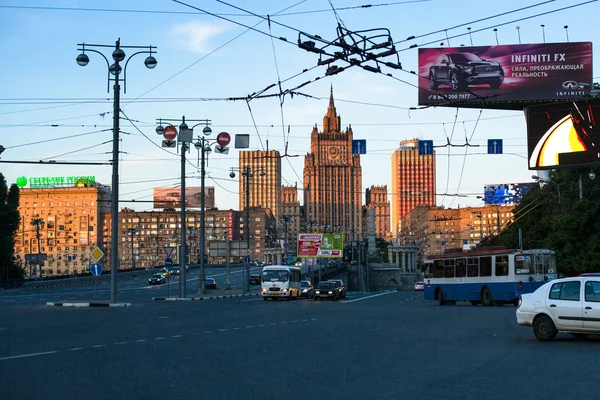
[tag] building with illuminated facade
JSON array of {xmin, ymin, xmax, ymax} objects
[
  {"xmin": 238, "ymin": 150, "xmax": 281, "ymax": 223},
  {"xmin": 391, "ymin": 138, "xmax": 436, "ymax": 238},
  {"xmin": 303, "ymin": 88, "xmax": 362, "ymax": 239}
]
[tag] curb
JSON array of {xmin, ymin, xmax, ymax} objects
[
  {"xmin": 153, "ymin": 293, "xmax": 260, "ymax": 301},
  {"xmin": 46, "ymin": 302, "xmax": 132, "ymax": 308}
]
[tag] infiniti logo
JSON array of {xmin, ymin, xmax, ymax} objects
[
  {"xmin": 485, "ymin": 66, "xmax": 492, "ymax": 71},
  {"xmin": 562, "ymin": 80, "xmax": 579, "ymax": 89}
]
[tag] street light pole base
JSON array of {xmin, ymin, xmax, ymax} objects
[{"xmin": 197, "ymin": 271, "xmax": 206, "ymax": 295}]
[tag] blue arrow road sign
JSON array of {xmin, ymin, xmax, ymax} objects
[
  {"xmin": 164, "ymin": 257, "xmax": 173, "ymax": 267},
  {"xmin": 352, "ymin": 139, "xmax": 367, "ymax": 154},
  {"xmin": 418, "ymin": 140, "xmax": 434, "ymax": 155},
  {"xmin": 244, "ymin": 256, "xmax": 251, "ymax": 264},
  {"xmin": 90, "ymin": 263, "xmax": 102, "ymax": 276},
  {"xmin": 487, "ymin": 139, "xmax": 503, "ymax": 154}
]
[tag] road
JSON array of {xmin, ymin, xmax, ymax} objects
[{"xmin": 1, "ymin": 291, "xmax": 598, "ymax": 399}]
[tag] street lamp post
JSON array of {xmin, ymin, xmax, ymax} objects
[
  {"xmin": 77, "ymin": 38, "xmax": 157, "ymax": 303},
  {"xmin": 30, "ymin": 218, "xmax": 45, "ymax": 279},
  {"xmin": 157, "ymin": 118, "xmax": 211, "ymax": 298},
  {"xmin": 127, "ymin": 226, "xmax": 139, "ymax": 270}
]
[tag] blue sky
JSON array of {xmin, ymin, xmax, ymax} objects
[{"xmin": 1, "ymin": 0, "xmax": 599, "ymax": 212}]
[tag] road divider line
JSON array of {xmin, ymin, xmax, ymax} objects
[
  {"xmin": 343, "ymin": 291, "xmax": 397, "ymax": 303},
  {"xmin": 0, "ymin": 351, "xmax": 58, "ymax": 361}
]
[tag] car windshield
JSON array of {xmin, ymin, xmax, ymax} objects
[
  {"xmin": 449, "ymin": 53, "xmax": 482, "ymax": 63},
  {"xmin": 263, "ymin": 270, "xmax": 289, "ymax": 282},
  {"xmin": 151, "ymin": 274, "xmax": 162, "ymax": 278},
  {"xmin": 301, "ymin": 281, "xmax": 310, "ymax": 288},
  {"xmin": 318, "ymin": 282, "xmax": 334, "ymax": 289}
]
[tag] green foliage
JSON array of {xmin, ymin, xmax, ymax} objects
[
  {"xmin": 487, "ymin": 168, "xmax": 600, "ymax": 276},
  {"xmin": 0, "ymin": 173, "xmax": 23, "ymax": 280}
]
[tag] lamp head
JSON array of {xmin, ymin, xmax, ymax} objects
[
  {"xmin": 112, "ymin": 48, "xmax": 126, "ymax": 62},
  {"xmin": 109, "ymin": 63, "xmax": 122, "ymax": 76},
  {"xmin": 590, "ymin": 170, "xmax": 596, "ymax": 180},
  {"xmin": 230, "ymin": 171, "xmax": 236, "ymax": 179},
  {"xmin": 194, "ymin": 140, "xmax": 202, "ymax": 150},
  {"xmin": 155, "ymin": 125, "xmax": 165, "ymax": 135},
  {"xmin": 144, "ymin": 56, "xmax": 157, "ymax": 69},
  {"xmin": 202, "ymin": 126, "xmax": 212, "ymax": 136},
  {"xmin": 76, "ymin": 53, "xmax": 89, "ymax": 66}
]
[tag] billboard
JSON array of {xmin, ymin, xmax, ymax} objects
[
  {"xmin": 153, "ymin": 187, "xmax": 215, "ymax": 209},
  {"xmin": 297, "ymin": 233, "xmax": 344, "ymax": 258},
  {"xmin": 526, "ymin": 98, "xmax": 600, "ymax": 170},
  {"xmin": 483, "ymin": 183, "xmax": 533, "ymax": 205},
  {"xmin": 418, "ymin": 42, "xmax": 593, "ymax": 108}
]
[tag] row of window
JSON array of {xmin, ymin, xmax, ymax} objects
[
  {"xmin": 431, "ymin": 256, "xmax": 509, "ymax": 278},
  {"xmin": 550, "ymin": 281, "xmax": 600, "ymax": 302}
]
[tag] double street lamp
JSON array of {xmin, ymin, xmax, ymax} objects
[
  {"xmin": 156, "ymin": 117, "xmax": 211, "ymax": 298},
  {"xmin": 77, "ymin": 38, "xmax": 157, "ymax": 303}
]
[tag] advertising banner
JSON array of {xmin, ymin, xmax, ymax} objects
[
  {"xmin": 526, "ymin": 98, "xmax": 600, "ymax": 170},
  {"xmin": 153, "ymin": 187, "xmax": 215, "ymax": 209},
  {"xmin": 483, "ymin": 183, "xmax": 533, "ymax": 205},
  {"xmin": 418, "ymin": 42, "xmax": 592, "ymax": 107},
  {"xmin": 297, "ymin": 233, "xmax": 344, "ymax": 258}
]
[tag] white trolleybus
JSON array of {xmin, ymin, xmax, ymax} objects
[
  {"xmin": 423, "ymin": 247, "xmax": 557, "ymax": 306},
  {"xmin": 261, "ymin": 265, "xmax": 302, "ymax": 300}
]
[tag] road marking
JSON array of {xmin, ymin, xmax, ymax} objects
[
  {"xmin": 114, "ymin": 342, "xmax": 128, "ymax": 345},
  {"xmin": 219, "ymin": 329, "xmax": 228, "ymax": 332},
  {"xmin": 233, "ymin": 327, "xmax": 241, "ymax": 330},
  {"xmin": 92, "ymin": 345, "xmax": 106, "ymax": 348},
  {"xmin": 172, "ymin": 335, "xmax": 183, "ymax": 338},
  {"xmin": 135, "ymin": 340, "xmax": 147, "ymax": 343},
  {"xmin": 343, "ymin": 291, "xmax": 396, "ymax": 303},
  {"xmin": 69, "ymin": 348, "xmax": 83, "ymax": 351},
  {"xmin": 258, "ymin": 324, "xmax": 266, "ymax": 327},
  {"xmin": 204, "ymin": 330, "xmax": 213, "ymax": 334},
  {"xmin": 154, "ymin": 337, "xmax": 166, "ymax": 340},
  {"xmin": 245, "ymin": 326, "xmax": 254, "ymax": 329},
  {"xmin": 0, "ymin": 351, "xmax": 58, "ymax": 361}
]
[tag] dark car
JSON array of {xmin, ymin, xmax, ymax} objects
[
  {"xmin": 429, "ymin": 52, "xmax": 504, "ymax": 91},
  {"xmin": 314, "ymin": 281, "xmax": 340, "ymax": 301},
  {"xmin": 205, "ymin": 277, "xmax": 217, "ymax": 289},
  {"xmin": 148, "ymin": 273, "xmax": 166, "ymax": 285},
  {"xmin": 249, "ymin": 274, "xmax": 261, "ymax": 285},
  {"xmin": 300, "ymin": 280, "xmax": 314, "ymax": 298},
  {"xmin": 328, "ymin": 279, "xmax": 346, "ymax": 298}
]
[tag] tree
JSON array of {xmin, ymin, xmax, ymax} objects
[
  {"xmin": 488, "ymin": 167, "xmax": 600, "ymax": 276},
  {"xmin": 0, "ymin": 173, "xmax": 22, "ymax": 280}
]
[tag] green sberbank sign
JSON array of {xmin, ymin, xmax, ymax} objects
[{"xmin": 16, "ymin": 175, "xmax": 96, "ymax": 188}]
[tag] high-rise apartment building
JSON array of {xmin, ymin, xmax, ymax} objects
[
  {"xmin": 364, "ymin": 185, "xmax": 391, "ymax": 239},
  {"xmin": 281, "ymin": 184, "xmax": 301, "ymax": 256},
  {"xmin": 238, "ymin": 150, "xmax": 282, "ymax": 222},
  {"xmin": 303, "ymin": 88, "xmax": 362, "ymax": 237},
  {"xmin": 391, "ymin": 138, "xmax": 436, "ymax": 237},
  {"xmin": 14, "ymin": 182, "xmax": 111, "ymax": 277}
]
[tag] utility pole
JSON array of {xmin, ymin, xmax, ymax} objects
[{"xmin": 30, "ymin": 218, "xmax": 45, "ymax": 279}]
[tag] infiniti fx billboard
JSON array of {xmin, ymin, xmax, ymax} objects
[{"xmin": 418, "ymin": 42, "xmax": 592, "ymax": 108}]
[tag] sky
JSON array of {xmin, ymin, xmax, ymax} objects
[{"xmin": 1, "ymin": 0, "xmax": 599, "ymax": 213}]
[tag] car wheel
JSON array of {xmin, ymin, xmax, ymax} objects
[
  {"xmin": 533, "ymin": 315, "xmax": 558, "ymax": 341},
  {"xmin": 489, "ymin": 80, "xmax": 502, "ymax": 89},
  {"xmin": 437, "ymin": 289, "xmax": 446, "ymax": 306},
  {"xmin": 481, "ymin": 287, "xmax": 493, "ymax": 307},
  {"xmin": 429, "ymin": 72, "xmax": 439, "ymax": 90},
  {"xmin": 570, "ymin": 333, "xmax": 589, "ymax": 340},
  {"xmin": 450, "ymin": 72, "xmax": 465, "ymax": 90}
]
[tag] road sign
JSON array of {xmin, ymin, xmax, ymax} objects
[
  {"xmin": 90, "ymin": 247, "xmax": 104, "ymax": 262},
  {"xmin": 352, "ymin": 139, "xmax": 367, "ymax": 154},
  {"xmin": 90, "ymin": 263, "xmax": 103, "ymax": 276},
  {"xmin": 164, "ymin": 246, "xmax": 174, "ymax": 257},
  {"xmin": 441, "ymin": 241, "xmax": 447, "ymax": 246},
  {"xmin": 235, "ymin": 134, "xmax": 250, "ymax": 148},
  {"xmin": 164, "ymin": 257, "xmax": 173, "ymax": 267},
  {"xmin": 162, "ymin": 139, "xmax": 176, "ymax": 148},
  {"xmin": 244, "ymin": 256, "xmax": 251, "ymax": 264},
  {"xmin": 214, "ymin": 145, "xmax": 229, "ymax": 154},
  {"xmin": 163, "ymin": 125, "xmax": 177, "ymax": 140},
  {"xmin": 268, "ymin": 260, "xmax": 273, "ymax": 265},
  {"xmin": 217, "ymin": 132, "xmax": 231, "ymax": 147},
  {"xmin": 487, "ymin": 139, "xmax": 503, "ymax": 154},
  {"xmin": 418, "ymin": 140, "xmax": 434, "ymax": 155}
]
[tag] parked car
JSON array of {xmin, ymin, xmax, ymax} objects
[
  {"xmin": 516, "ymin": 275, "xmax": 600, "ymax": 341},
  {"xmin": 314, "ymin": 281, "xmax": 340, "ymax": 301},
  {"xmin": 254, "ymin": 260, "xmax": 265, "ymax": 267},
  {"xmin": 148, "ymin": 273, "xmax": 166, "ymax": 285},
  {"xmin": 428, "ymin": 52, "xmax": 504, "ymax": 91},
  {"xmin": 414, "ymin": 281, "xmax": 424, "ymax": 291},
  {"xmin": 205, "ymin": 277, "xmax": 217, "ymax": 289},
  {"xmin": 249, "ymin": 274, "xmax": 261, "ymax": 285},
  {"xmin": 328, "ymin": 279, "xmax": 346, "ymax": 298},
  {"xmin": 300, "ymin": 280, "xmax": 314, "ymax": 298},
  {"xmin": 295, "ymin": 261, "xmax": 303, "ymax": 267}
]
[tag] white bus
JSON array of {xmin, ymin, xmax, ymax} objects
[
  {"xmin": 423, "ymin": 247, "xmax": 557, "ymax": 306},
  {"xmin": 261, "ymin": 265, "xmax": 302, "ymax": 300}
]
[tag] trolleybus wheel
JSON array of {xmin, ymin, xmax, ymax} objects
[
  {"xmin": 437, "ymin": 289, "xmax": 446, "ymax": 306},
  {"xmin": 481, "ymin": 287, "xmax": 493, "ymax": 307}
]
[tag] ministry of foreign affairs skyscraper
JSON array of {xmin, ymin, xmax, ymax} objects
[{"xmin": 303, "ymin": 88, "xmax": 362, "ymax": 242}]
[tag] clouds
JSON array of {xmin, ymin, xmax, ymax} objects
[{"xmin": 170, "ymin": 21, "xmax": 225, "ymax": 53}]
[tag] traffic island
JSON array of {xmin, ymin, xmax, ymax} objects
[{"xmin": 46, "ymin": 301, "xmax": 132, "ymax": 307}]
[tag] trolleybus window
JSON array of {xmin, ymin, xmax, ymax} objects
[
  {"xmin": 456, "ymin": 258, "xmax": 466, "ymax": 278},
  {"xmin": 480, "ymin": 256, "xmax": 492, "ymax": 277},
  {"xmin": 467, "ymin": 258, "xmax": 479, "ymax": 277},
  {"xmin": 495, "ymin": 255, "xmax": 509, "ymax": 276},
  {"xmin": 444, "ymin": 259, "xmax": 455, "ymax": 278},
  {"xmin": 433, "ymin": 260, "xmax": 444, "ymax": 278}
]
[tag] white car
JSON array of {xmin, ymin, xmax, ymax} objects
[
  {"xmin": 516, "ymin": 274, "xmax": 600, "ymax": 341},
  {"xmin": 414, "ymin": 281, "xmax": 424, "ymax": 291}
]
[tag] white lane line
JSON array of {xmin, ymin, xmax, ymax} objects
[
  {"xmin": 135, "ymin": 340, "xmax": 147, "ymax": 343},
  {"xmin": 154, "ymin": 337, "xmax": 166, "ymax": 340},
  {"xmin": 219, "ymin": 329, "xmax": 228, "ymax": 332},
  {"xmin": 233, "ymin": 328, "xmax": 241, "ymax": 330},
  {"xmin": 291, "ymin": 320, "xmax": 299, "ymax": 323},
  {"xmin": 70, "ymin": 348, "xmax": 83, "ymax": 351},
  {"xmin": 204, "ymin": 331, "xmax": 213, "ymax": 334},
  {"xmin": 258, "ymin": 324, "xmax": 266, "ymax": 327},
  {"xmin": 269, "ymin": 323, "xmax": 277, "ymax": 326},
  {"xmin": 245, "ymin": 326, "xmax": 254, "ymax": 329},
  {"xmin": 343, "ymin": 291, "xmax": 396, "ymax": 303},
  {"xmin": 114, "ymin": 342, "xmax": 128, "ymax": 345},
  {"xmin": 280, "ymin": 321, "xmax": 287, "ymax": 324},
  {"xmin": 92, "ymin": 345, "xmax": 106, "ymax": 348},
  {"xmin": 0, "ymin": 351, "xmax": 58, "ymax": 361},
  {"xmin": 172, "ymin": 335, "xmax": 183, "ymax": 338}
]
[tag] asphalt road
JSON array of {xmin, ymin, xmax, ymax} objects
[{"xmin": 1, "ymin": 291, "xmax": 599, "ymax": 400}]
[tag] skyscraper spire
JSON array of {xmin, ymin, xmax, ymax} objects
[
  {"xmin": 323, "ymin": 85, "xmax": 340, "ymax": 132},
  {"xmin": 329, "ymin": 84, "xmax": 335, "ymax": 109}
]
